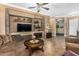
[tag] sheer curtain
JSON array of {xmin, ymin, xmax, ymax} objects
[{"xmin": 69, "ymin": 18, "xmax": 79, "ymax": 36}]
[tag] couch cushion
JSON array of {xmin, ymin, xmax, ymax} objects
[
  {"xmin": 66, "ymin": 42, "xmax": 79, "ymax": 54},
  {"xmin": 65, "ymin": 37, "xmax": 79, "ymax": 44},
  {"xmin": 11, "ymin": 35, "xmax": 23, "ymax": 41}
]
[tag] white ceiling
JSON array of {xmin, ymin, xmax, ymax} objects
[{"xmin": 9, "ymin": 3, "xmax": 79, "ymax": 17}]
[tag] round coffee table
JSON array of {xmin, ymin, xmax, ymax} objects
[{"xmin": 24, "ymin": 39, "xmax": 44, "ymax": 56}]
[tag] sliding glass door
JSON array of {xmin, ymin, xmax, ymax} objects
[{"xmin": 69, "ymin": 17, "xmax": 79, "ymax": 36}]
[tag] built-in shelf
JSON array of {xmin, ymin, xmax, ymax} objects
[
  {"xmin": 34, "ymin": 18, "xmax": 43, "ymax": 31},
  {"xmin": 9, "ymin": 14, "xmax": 45, "ymax": 39}
]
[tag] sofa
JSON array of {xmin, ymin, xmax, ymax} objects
[{"xmin": 65, "ymin": 37, "xmax": 79, "ymax": 55}]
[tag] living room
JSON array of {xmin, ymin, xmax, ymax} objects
[{"xmin": 0, "ymin": 3, "xmax": 79, "ymax": 56}]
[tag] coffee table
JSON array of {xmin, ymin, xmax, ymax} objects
[{"xmin": 24, "ymin": 39, "xmax": 44, "ymax": 56}]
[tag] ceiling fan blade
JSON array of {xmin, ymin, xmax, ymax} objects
[
  {"xmin": 36, "ymin": 3, "xmax": 40, "ymax": 5},
  {"xmin": 40, "ymin": 3, "xmax": 48, "ymax": 6},
  {"xmin": 28, "ymin": 6, "xmax": 36, "ymax": 9},
  {"xmin": 42, "ymin": 7, "xmax": 49, "ymax": 10},
  {"xmin": 42, "ymin": 3, "xmax": 48, "ymax": 5},
  {"xmin": 36, "ymin": 3, "xmax": 48, "ymax": 6}
]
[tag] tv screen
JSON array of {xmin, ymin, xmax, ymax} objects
[{"xmin": 17, "ymin": 24, "xmax": 32, "ymax": 32}]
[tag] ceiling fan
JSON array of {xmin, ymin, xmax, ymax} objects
[{"xmin": 28, "ymin": 3, "xmax": 49, "ymax": 13}]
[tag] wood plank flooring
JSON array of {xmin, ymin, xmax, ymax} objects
[{"xmin": 0, "ymin": 36, "xmax": 65, "ymax": 56}]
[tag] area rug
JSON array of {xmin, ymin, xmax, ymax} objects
[{"xmin": 63, "ymin": 50, "xmax": 78, "ymax": 56}]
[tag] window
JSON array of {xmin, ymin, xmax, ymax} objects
[{"xmin": 69, "ymin": 18, "xmax": 78, "ymax": 36}]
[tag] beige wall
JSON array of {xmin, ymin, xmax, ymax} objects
[
  {"xmin": 50, "ymin": 17, "xmax": 69, "ymax": 37},
  {"xmin": 10, "ymin": 16, "xmax": 18, "ymax": 33},
  {"xmin": 50, "ymin": 17, "xmax": 56, "ymax": 36},
  {"xmin": 0, "ymin": 6, "xmax": 6, "ymax": 35},
  {"xmin": 9, "ymin": 9, "xmax": 34, "ymax": 18},
  {"xmin": 64, "ymin": 17, "xmax": 69, "ymax": 37},
  {"xmin": 0, "ymin": 4, "xmax": 51, "ymax": 35},
  {"xmin": 50, "ymin": 16, "xmax": 79, "ymax": 37}
]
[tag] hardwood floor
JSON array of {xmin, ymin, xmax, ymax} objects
[{"xmin": 0, "ymin": 36, "xmax": 65, "ymax": 56}]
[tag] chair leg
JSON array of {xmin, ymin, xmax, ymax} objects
[
  {"xmin": 41, "ymin": 46, "xmax": 44, "ymax": 52},
  {"xmin": 39, "ymin": 47, "xmax": 44, "ymax": 52},
  {"xmin": 41, "ymin": 47, "xmax": 44, "ymax": 52},
  {"xmin": 42, "ymin": 48, "xmax": 44, "ymax": 52},
  {"xmin": 25, "ymin": 46, "xmax": 28, "ymax": 49}
]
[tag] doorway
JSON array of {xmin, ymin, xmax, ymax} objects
[{"xmin": 56, "ymin": 18, "xmax": 64, "ymax": 36}]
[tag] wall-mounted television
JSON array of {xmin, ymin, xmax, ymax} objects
[{"xmin": 17, "ymin": 24, "xmax": 32, "ymax": 32}]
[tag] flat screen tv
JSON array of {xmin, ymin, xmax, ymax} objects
[{"xmin": 17, "ymin": 24, "xmax": 32, "ymax": 32}]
